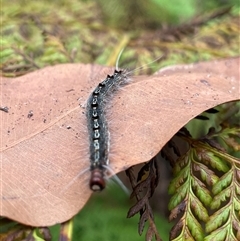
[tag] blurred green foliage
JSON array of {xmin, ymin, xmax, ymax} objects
[
  {"xmin": 75, "ymin": 184, "xmax": 171, "ymax": 241},
  {"xmin": 1, "ymin": 0, "xmax": 239, "ymax": 77},
  {"xmin": 48, "ymin": 183, "xmax": 171, "ymax": 241},
  {"xmin": 98, "ymin": 0, "xmax": 239, "ymax": 28}
]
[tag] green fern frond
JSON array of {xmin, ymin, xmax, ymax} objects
[
  {"xmin": 173, "ymin": 155, "xmax": 189, "ymax": 173},
  {"xmin": 186, "ymin": 211, "xmax": 204, "ymax": 240},
  {"xmin": 206, "ymin": 205, "xmax": 231, "ymax": 232},
  {"xmin": 169, "ymin": 164, "xmax": 190, "ymax": 192},
  {"xmin": 169, "ymin": 125, "xmax": 240, "ymax": 241},
  {"xmin": 205, "ymin": 161, "xmax": 240, "ymax": 241},
  {"xmin": 209, "ymin": 126, "xmax": 240, "ymax": 152},
  {"xmin": 199, "ymin": 151, "xmax": 230, "ymax": 172},
  {"xmin": 189, "ymin": 196, "xmax": 209, "ymax": 222},
  {"xmin": 169, "ymin": 147, "xmax": 212, "ymax": 241},
  {"xmin": 191, "ymin": 178, "xmax": 212, "ymax": 207},
  {"xmin": 211, "ymin": 187, "xmax": 232, "ymax": 209},
  {"xmin": 191, "ymin": 161, "xmax": 218, "ymax": 186},
  {"xmin": 204, "ymin": 228, "xmax": 230, "ymax": 241},
  {"xmin": 169, "ymin": 155, "xmax": 190, "ymax": 208},
  {"xmin": 212, "ymin": 171, "xmax": 233, "ymax": 195}
]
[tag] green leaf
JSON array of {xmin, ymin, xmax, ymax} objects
[
  {"xmin": 205, "ymin": 228, "xmax": 227, "ymax": 241},
  {"xmin": 168, "ymin": 183, "xmax": 189, "ymax": 209},
  {"xmin": 212, "ymin": 171, "xmax": 233, "ymax": 195},
  {"xmin": 187, "ymin": 212, "xmax": 204, "ymax": 241},
  {"xmin": 33, "ymin": 229, "xmax": 45, "ymax": 241},
  {"xmin": 234, "ymin": 198, "xmax": 240, "ymax": 211},
  {"xmin": 191, "ymin": 178, "xmax": 212, "ymax": 206},
  {"xmin": 206, "ymin": 152, "xmax": 229, "ymax": 172},
  {"xmin": 225, "ymin": 232, "xmax": 239, "ymax": 241},
  {"xmin": 190, "ymin": 196, "xmax": 209, "ymax": 222},
  {"xmin": 173, "ymin": 155, "xmax": 189, "ymax": 174},
  {"xmin": 206, "ymin": 206, "xmax": 230, "ymax": 233},
  {"xmin": 193, "ymin": 162, "xmax": 219, "ymax": 186},
  {"xmin": 210, "ymin": 187, "xmax": 232, "ymax": 209},
  {"xmin": 169, "ymin": 166, "xmax": 189, "ymax": 193},
  {"xmin": 172, "ymin": 227, "xmax": 196, "ymax": 241},
  {"xmin": 172, "ymin": 228, "xmax": 195, "ymax": 241}
]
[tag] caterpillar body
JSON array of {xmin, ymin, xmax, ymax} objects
[{"xmin": 86, "ymin": 69, "xmax": 129, "ymax": 191}]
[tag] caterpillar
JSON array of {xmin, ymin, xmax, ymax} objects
[
  {"xmin": 86, "ymin": 54, "xmax": 163, "ymax": 191},
  {"xmin": 86, "ymin": 69, "xmax": 129, "ymax": 191}
]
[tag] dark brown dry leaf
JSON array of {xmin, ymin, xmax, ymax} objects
[
  {"xmin": 127, "ymin": 159, "xmax": 160, "ymax": 239},
  {"xmin": 167, "ymin": 139, "xmax": 182, "ymax": 157},
  {"xmin": 137, "ymin": 163, "xmax": 150, "ymax": 182},
  {"xmin": 133, "ymin": 159, "xmax": 158, "ymax": 201},
  {"xmin": 130, "ymin": 179, "xmax": 148, "ymax": 199},
  {"xmin": 139, "ymin": 209, "xmax": 149, "ymax": 235},
  {"xmin": 206, "ymin": 127, "xmax": 216, "ymax": 135},
  {"xmin": 170, "ymin": 219, "xmax": 184, "ymax": 240},
  {"xmin": 152, "ymin": 160, "xmax": 160, "ymax": 189},
  {"xmin": 127, "ymin": 192, "xmax": 150, "ymax": 218},
  {"xmin": 161, "ymin": 146, "xmax": 176, "ymax": 167},
  {"xmin": 145, "ymin": 226, "xmax": 154, "ymax": 241},
  {"xmin": 3, "ymin": 228, "xmax": 32, "ymax": 241},
  {"xmin": 0, "ymin": 57, "xmax": 239, "ymax": 226},
  {"xmin": 125, "ymin": 166, "xmax": 137, "ymax": 184},
  {"xmin": 1, "ymin": 226, "xmax": 51, "ymax": 241},
  {"xmin": 145, "ymin": 225, "xmax": 162, "ymax": 241},
  {"xmin": 169, "ymin": 200, "xmax": 186, "ymax": 221},
  {"xmin": 130, "ymin": 162, "xmax": 155, "ymax": 199},
  {"xmin": 201, "ymin": 138, "xmax": 226, "ymax": 151},
  {"xmin": 178, "ymin": 127, "xmax": 192, "ymax": 137},
  {"xmin": 224, "ymin": 137, "xmax": 240, "ymax": 151}
]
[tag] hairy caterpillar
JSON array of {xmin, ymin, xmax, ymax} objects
[
  {"xmin": 86, "ymin": 53, "xmax": 163, "ymax": 191},
  {"xmin": 86, "ymin": 69, "xmax": 130, "ymax": 191}
]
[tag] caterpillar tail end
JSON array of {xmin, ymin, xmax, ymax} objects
[{"xmin": 90, "ymin": 168, "xmax": 106, "ymax": 191}]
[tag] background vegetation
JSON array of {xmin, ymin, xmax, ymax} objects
[{"xmin": 1, "ymin": 0, "xmax": 239, "ymax": 240}]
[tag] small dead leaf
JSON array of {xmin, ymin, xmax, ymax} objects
[{"xmin": 0, "ymin": 57, "xmax": 239, "ymax": 226}]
